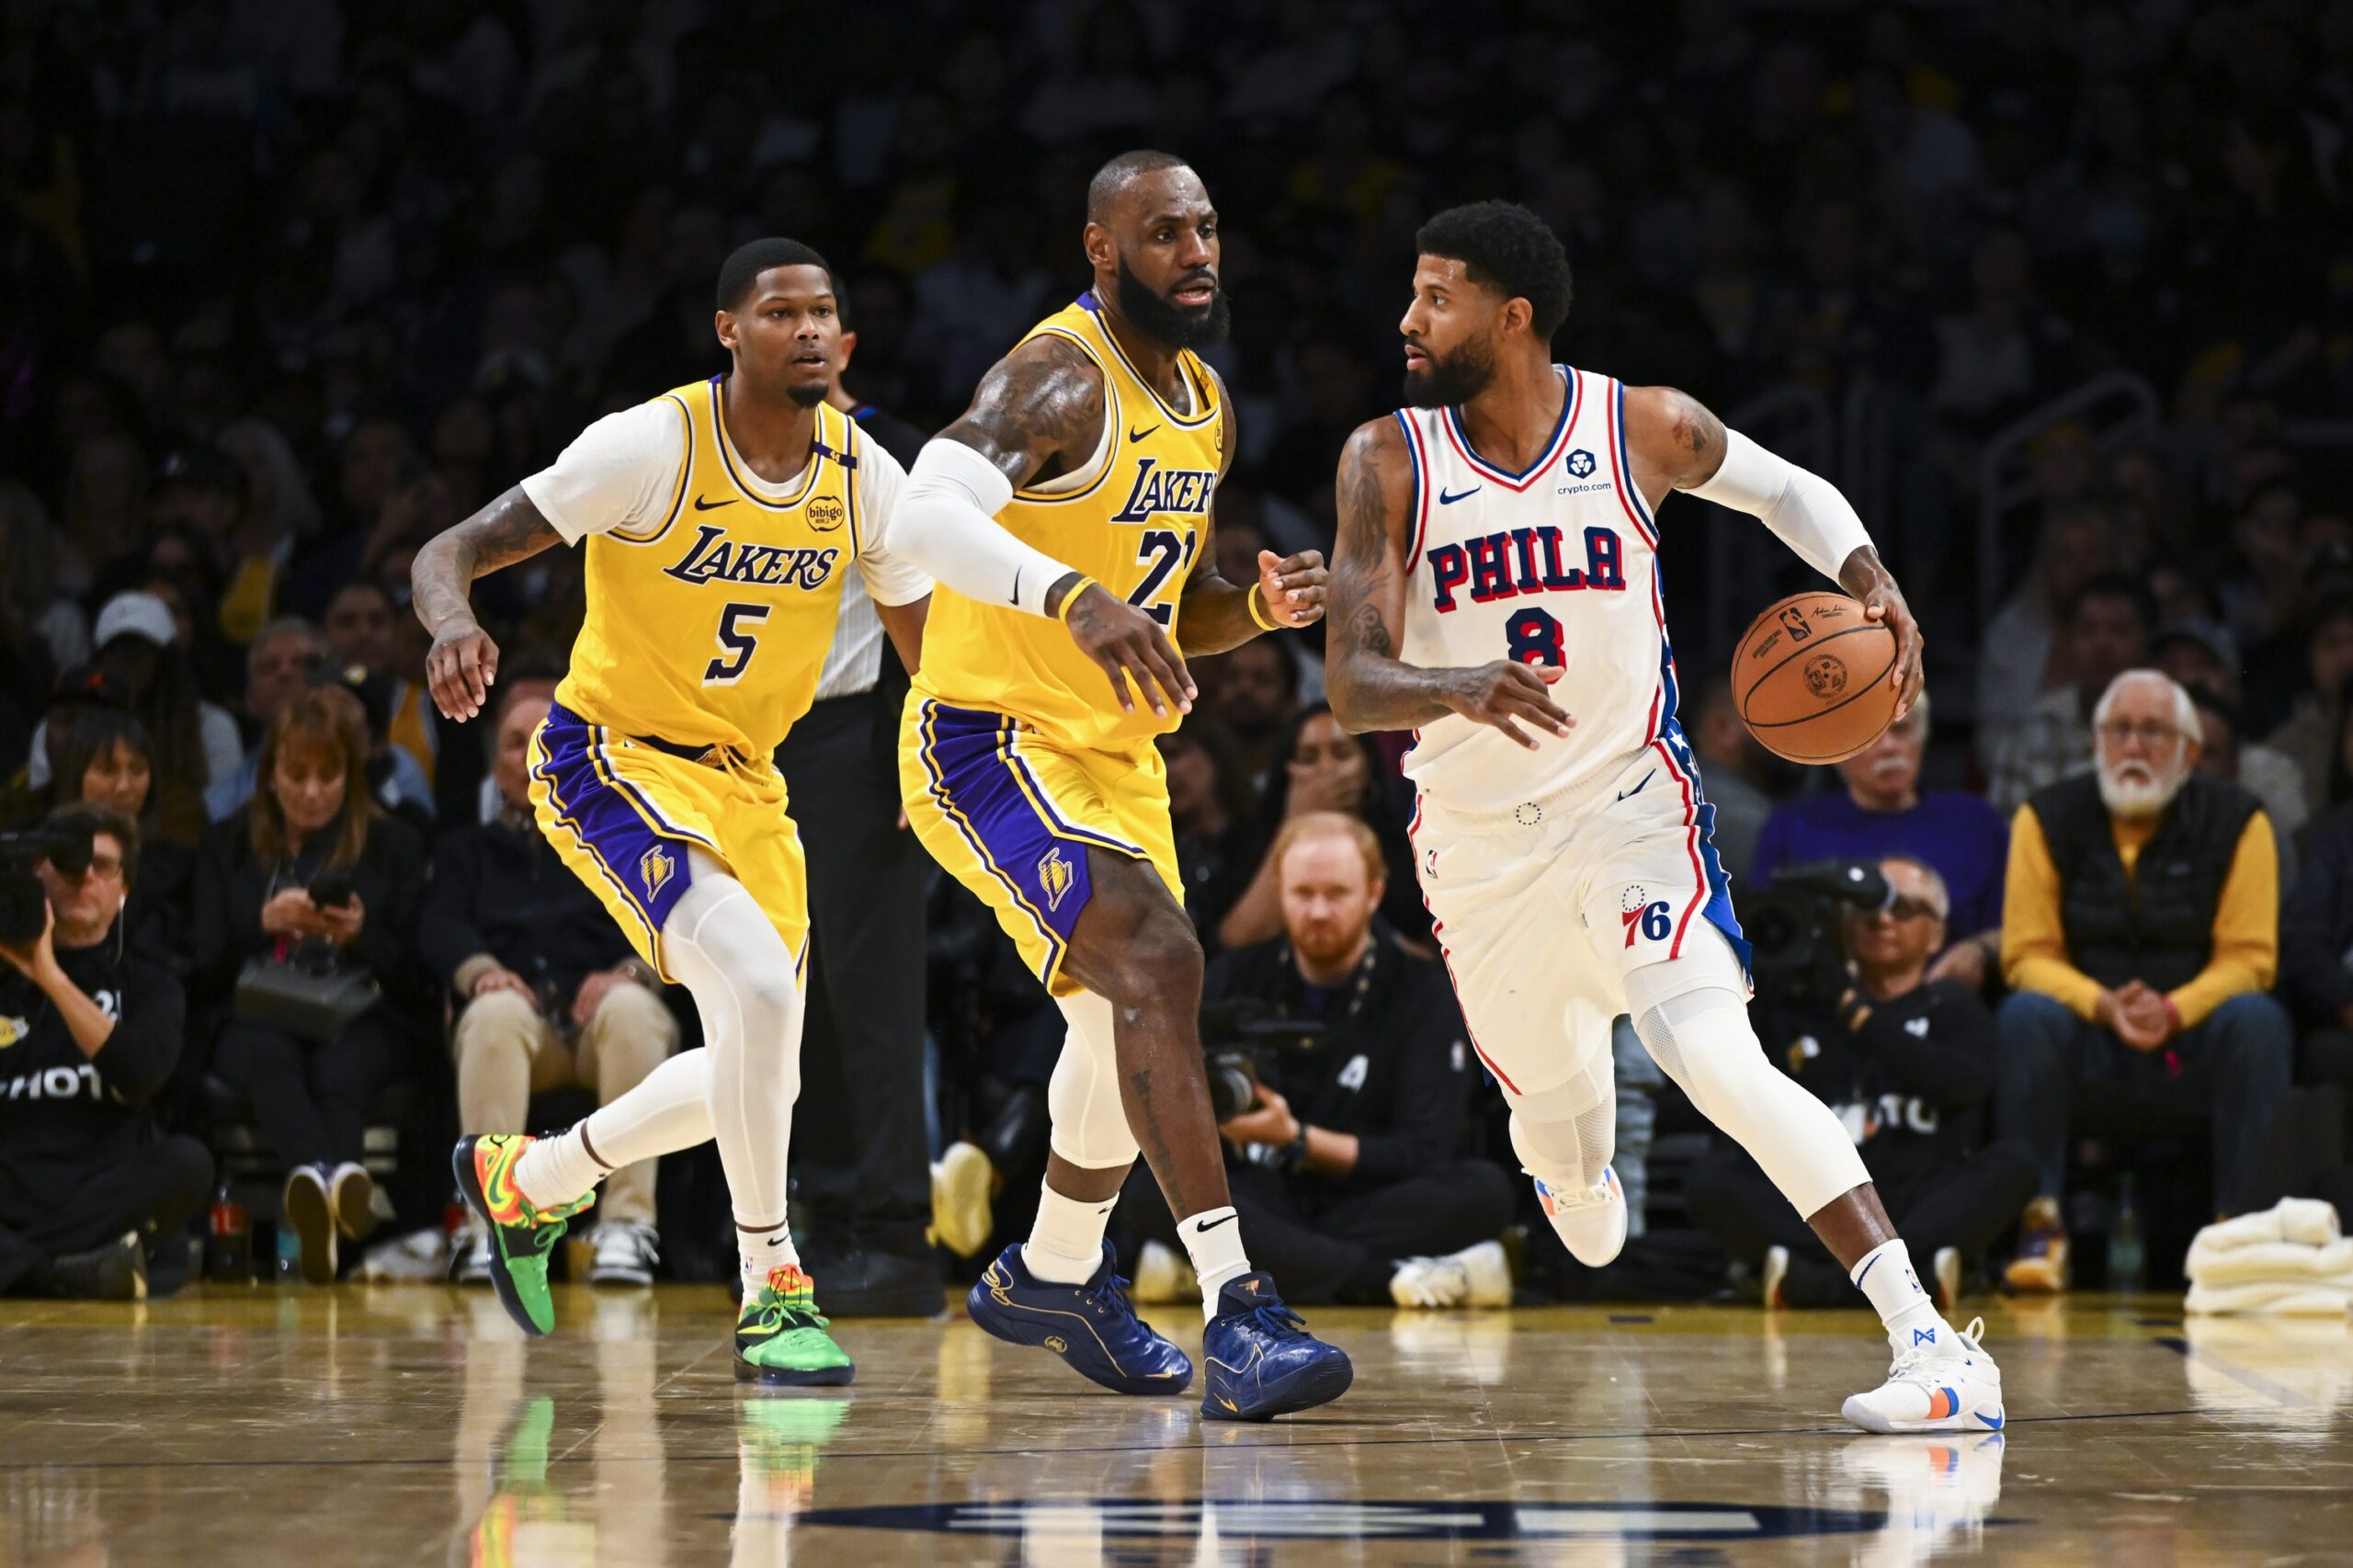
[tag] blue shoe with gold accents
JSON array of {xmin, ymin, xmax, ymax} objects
[
  {"xmin": 966, "ymin": 1242, "xmax": 1193, "ymax": 1395},
  {"xmin": 1199, "ymin": 1272, "xmax": 1352, "ymax": 1422}
]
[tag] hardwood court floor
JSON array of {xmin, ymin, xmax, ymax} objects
[{"xmin": 3, "ymin": 1285, "xmax": 2349, "ymax": 1565}]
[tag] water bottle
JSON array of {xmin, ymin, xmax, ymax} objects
[
  {"xmin": 275, "ymin": 1221, "xmax": 302, "ymax": 1283},
  {"xmin": 205, "ymin": 1182, "xmax": 252, "ymax": 1283},
  {"xmin": 2109, "ymin": 1175, "xmax": 2145, "ymax": 1293}
]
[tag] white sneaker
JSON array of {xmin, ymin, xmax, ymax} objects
[
  {"xmin": 930, "ymin": 1142, "xmax": 995, "ymax": 1258},
  {"xmin": 1131, "ymin": 1239, "xmax": 1195, "ymax": 1304},
  {"xmin": 451, "ymin": 1222, "xmax": 493, "ymax": 1286},
  {"xmin": 1392, "ymin": 1240, "xmax": 1514, "ymax": 1310},
  {"xmin": 1763, "ymin": 1244, "xmax": 1790, "ymax": 1309},
  {"xmin": 328, "ymin": 1161, "xmax": 379, "ymax": 1242},
  {"xmin": 588, "ymin": 1221, "xmax": 660, "ymax": 1286},
  {"xmin": 1533, "ymin": 1166, "xmax": 1627, "ymax": 1267},
  {"xmin": 1842, "ymin": 1316, "xmax": 2006, "ymax": 1434}
]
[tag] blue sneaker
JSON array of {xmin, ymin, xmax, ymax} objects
[
  {"xmin": 967, "ymin": 1243, "xmax": 1194, "ymax": 1395},
  {"xmin": 1199, "ymin": 1272, "xmax": 1353, "ymax": 1421}
]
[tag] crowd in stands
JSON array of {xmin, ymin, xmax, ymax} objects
[{"xmin": 6, "ymin": 0, "xmax": 2353, "ymax": 1307}]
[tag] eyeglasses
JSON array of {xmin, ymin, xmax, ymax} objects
[
  {"xmin": 1887, "ymin": 895, "xmax": 1941, "ymax": 921},
  {"xmin": 2097, "ymin": 720, "xmax": 2182, "ymax": 746},
  {"xmin": 80, "ymin": 855, "xmax": 124, "ymax": 881}
]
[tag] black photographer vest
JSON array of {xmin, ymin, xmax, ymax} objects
[{"xmin": 2029, "ymin": 772, "xmax": 2260, "ymax": 994}]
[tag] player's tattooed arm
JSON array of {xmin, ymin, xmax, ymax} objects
[
  {"xmin": 1620, "ymin": 385, "xmax": 1728, "ymax": 504},
  {"xmin": 411, "ymin": 484, "xmax": 561, "ymax": 723},
  {"xmin": 1178, "ymin": 365, "xmax": 1326, "ymax": 654},
  {"xmin": 1324, "ymin": 420, "xmax": 1574, "ymax": 749}
]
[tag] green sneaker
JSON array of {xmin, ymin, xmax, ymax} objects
[
  {"xmin": 735, "ymin": 1266, "xmax": 855, "ymax": 1386},
  {"xmin": 453, "ymin": 1134, "xmax": 596, "ymax": 1337}
]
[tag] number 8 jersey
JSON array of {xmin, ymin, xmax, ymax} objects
[
  {"xmin": 1395, "ymin": 367, "xmax": 1685, "ymax": 812},
  {"xmin": 521, "ymin": 376, "xmax": 929, "ymax": 758}
]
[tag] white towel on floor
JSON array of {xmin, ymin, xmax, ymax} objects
[
  {"xmin": 2183, "ymin": 1199, "xmax": 2353, "ymax": 1314},
  {"xmin": 2187, "ymin": 1280, "xmax": 2353, "ymax": 1316},
  {"xmin": 2186, "ymin": 1238, "xmax": 2353, "ymax": 1286},
  {"xmin": 2191, "ymin": 1199, "xmax": 2341, "ymax": 1253}
]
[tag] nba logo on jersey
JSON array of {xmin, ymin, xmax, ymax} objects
[
  {"xmin": 639, "ymin": 844, "xmax": 675, "ymax": 898},
  {"xmin": 1038, "ymin": 846, "xmax": 1075, "ymax": 913}
]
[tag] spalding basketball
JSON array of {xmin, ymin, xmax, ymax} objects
[{"xmin": 1731, "ymin": 592, "xmax": 1902, "ymax": 764}]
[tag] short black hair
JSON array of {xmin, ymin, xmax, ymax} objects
[
  {"xmin": 716, "ymin": 238, "xmax": 835, "ymax": 312},
  {"xmin": 46, "ymin": 800, "xmax": 140, "ymax": 890},
  {"xmin": 1415, "ymin": 201, "xmax": 1574, "ymax": 339},
  {"xmin": 1087, "ymin": 149, "xmax": 1191, "ymax": 224},
  {"xmin": 2063, "ymin": 570, "xmax": 2155, "ymax": 631}
]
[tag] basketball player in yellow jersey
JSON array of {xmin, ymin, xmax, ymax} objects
[
  {"xmin": 413, "ymin": 238, "xmax": 1187, "ymax": 1386},
  {"xmin": 896, "ymin": 151, "xmax": 1354, "ymax": 1421}
]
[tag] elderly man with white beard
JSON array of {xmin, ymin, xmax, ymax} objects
[{"xmin": 1993, "ymin": 669, "xmax": 2293, "ymax": 1292}]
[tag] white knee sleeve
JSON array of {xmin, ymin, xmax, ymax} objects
[
  {"xmin": 663, "ymin": 848, "xmax": 805, "ymax": 1223},
  {"xmin": 1506, "ymin": 1049, "xmax": 1617, "ymax": 1192},
  {"xmin": 1046, "ymin": 989, "xmax": 1139, "ymax": 1170}
]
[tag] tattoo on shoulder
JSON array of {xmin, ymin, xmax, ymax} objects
[
  {"xmin": 953, "ymin": 336, "xmax": 1106, "ymax": 482},
  {"xmin": 1669, "ymin": 391, "xmax": 1722, "ymax": 460},
  {"xmin": 466, "ymin": 500, "xmax": 561, "ymax": 570},
  {"xmin": 1335, "ymin": 426, "xmax": 1396, "ymax": 561}
]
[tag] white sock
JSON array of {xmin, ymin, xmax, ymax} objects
[
  {"xmin": 512, "ymin": 1125, "xmax": 608, "ymax": 1213},
  {"xmin": 1023, "ymin": 1184, "xmax": 1114, "ymax": 1285},
  {"xmin": 1850, "ymin": 1238, "xmax": 1949, "ymax": 1352},
  {"xmin": 1178, "ymin": 1206, "xmax": 1251, "ymax": 1319},
  {"xmin": 740, "ymin": 1220, "xmax": 799, "ymax": 1295},
  {"xmin": 515, "ymin": 1050, "xmax": 716, "ymax": 1213}
]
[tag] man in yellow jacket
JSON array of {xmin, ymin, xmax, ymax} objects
[{"xmin": 1995, "ymin": 668, "xmax": 2293, "ymax": 1291}]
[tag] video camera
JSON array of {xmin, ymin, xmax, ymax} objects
[
  {"xmin": 1199, "ymin": 997, "xmax": 1336, "ymax": 1119},
  {"xmin": 1741, "ymin": 858, "xmax": 1893, "ymax": 1006},
  {"xmin": 0, "ymin": 826, "xmax": 94, "ymax": 945}
]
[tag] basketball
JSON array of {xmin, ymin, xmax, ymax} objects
[{"xmin": 1731, "ymin": 592, "xmax": 1901, "ymax": 764}]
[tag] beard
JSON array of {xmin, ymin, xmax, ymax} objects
[
  {"xmin": 1114, "ymin": 254, "xmax": 1230, "ymax": 351},
  {"xmin": 785, "ymin": 379, "xmax": 827, "ymax": 408},
  {"xmin": 2097, "ymin": 759, "xmax": 2185, "ymax": 819},
  {"xmin": 1402, "ymin": 333, "xmax": 1498, "ymax": 408}
]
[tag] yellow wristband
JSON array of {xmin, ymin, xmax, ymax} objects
[
  {"xmin": 1055, "ymin": 576, "xmax": 1097, "ymax": 624},
  {"xmin": 1247, "ymin": 581, "xmax": 1280, "ymax": 631}
]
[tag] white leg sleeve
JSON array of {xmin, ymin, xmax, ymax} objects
[
  {"xmin": 1622, "ymin": 926, "xmax": 1870, "ymax": 1220},
  {"xmin": 663, "ymin": 847, "xmax": 805, "ymax": 1228},
  {"xmin": 1045, "ymin": 988, "xmax": 1140, "ymax": 1171},
  {"xmin": 576, "ymin": 1048, "xmax": 713, "ymax": 1170},
  {"xmin": 1506, "ymin": 1048, "xmax": 1618, "ymax": 1193}
]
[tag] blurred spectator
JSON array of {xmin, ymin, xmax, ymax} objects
[
  {"xmin": 1688, "ymin": 855, "xmax": 2033, "ymax": 1310},
  {"xmin": 46, "ymin": 710, "xmax": 193, "ymax": 964},
  {"xmin": 322, "ymin": 578, "xmax": 438, "ymax": 789},
  {"xmin": 215, "ymin": 418, "xmax": 325, "ymax": 646},
  {"xmin": 0, "ymin": 804, "xmax": 210, "ymax": 1300},
  {"xmin": 1205, "ymin": 634, "xmax": 1301, "ymax": 794},
  {"xmin": 1121, "ymin": 813, "xmax": 1511, "ymax": 1309},
  {"xmin": 1754, "ymin": 699, "xmax": 2008, "ymax": 992},
  {"xmin": 1160, "ymin": 721, "xmax": 1261, "ymax": 945},
  {"xmin": 1975, "ymin": 501, "xmax": 2117, "ymax": 754},
  {"xmin": 1688, "ymin": 672, "xmax": 1775, "ymax": 882},
  {"xmin": 2184, "ymin": 683, "xmax": 2308, "ymax": 847},
  {"xmin": 191, "ymin": 690, "xmax": 426, "ymax": 1284},
  {"xmin": 423, "ymin": 690, "xmax": 676, "ymax": 1288},
  {"xmin": 1985, "ymin": 573, "xmax": 2152, "ymax": 813},
  {"xmin": 206, "ymin": 618, "xmax": 330, "ymax": 821},
  {"xmin": 0, "ymin": 481, "xmax": 89, "ymax": 675},
  {"xmin": 2281, "ymin": 694, "xmax": 2353, "ymax": 1106},
  {"xmin": 2262, "ymin": 597, "xmax": 2353, "ymax": 814},
  {"xmin": 1216, "ymin": 703, "xmax": 1425, "ymax": 952},
  {"xmin": 1995, "ymin": 671, "xmax": 2290, "ymax": 1292}
]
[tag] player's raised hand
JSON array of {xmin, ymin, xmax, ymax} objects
[
  {"xmin": 427, "ymin": 618, "xmax": 502, "ymax": 722},
  {"xmin": 1441, "ymin": 661, "xmax": 1574, "ymax": 750},
  {"xmin": 1062, "ymin": 582, "xmax": 1195, "ymax": 720},
  {"xmin": 1256, "ymin": 548, "xmax": 1327, "ymax": 628},
  {"xmin": 1857, "ymin": 578, "xmax": 1925, "ymax": 721}
]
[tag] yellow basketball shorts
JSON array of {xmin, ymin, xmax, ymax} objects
[
  {"xmin": 528, "ymin": 699, "xmax": 809, "ymax": 983},
  {"xmin": 899, "ymin": 696, "xmax": 1182, "ymax": 996}
]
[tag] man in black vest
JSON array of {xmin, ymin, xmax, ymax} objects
[{"xmin": 1995, "ymin": 670, "xmax": 2293, "ymax": 1291}]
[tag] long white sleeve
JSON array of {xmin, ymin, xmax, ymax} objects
[
  {"xmin": 1687, "ymin": 428, "xmax": 1873, "ymax": 585},
  {"xmin": 892, "ymin": 437, "xmax": 1084, "ymax": 617}
]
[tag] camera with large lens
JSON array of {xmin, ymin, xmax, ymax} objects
[
  {"xmin": 1741, "ymin": 858, "xmax": 1893, "ymax": 1006},
  {"xmin": 1199, "ymin": 997, "xmax": 1336, "ymax": 1119},
  {"xmin": 0, "ymin": 826, "xmax": 92, "ymax": 945}
]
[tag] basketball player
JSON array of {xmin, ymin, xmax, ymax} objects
[
  {"xmin": 1323, "ymin": 201, "xmax": 2002, "ymax": 1435},
  {"xmin": 893, "ymin": 150, "xmax": 1354, "ymax": 1420},
  {"xmin": 413, "ymin": 238, "xmax": 1186, "ymax": 1385}
]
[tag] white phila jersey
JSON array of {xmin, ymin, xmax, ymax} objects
[{"xmin": 1395, "ymin": 366, "xmax": 1699, "ymax": 813}]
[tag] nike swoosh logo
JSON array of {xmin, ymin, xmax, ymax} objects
[
  {"xmin": 1009, "ymin": 568, "xmax": 1021, "ymax": 606},
  {"xmin": 693, "ymin": 494, "xmax": 736, "ymax": 511},
  {"xmin": 1975, "ymin": 1410, "xmax": 2004, "ymax": 1429},
  {"xmin": 1438, "ymin": 485, "xmax": 1481, "ymax": 505},
  {"xmin": 1129, "ymin": 424, "xmax": 1160, "ymax": 442},
  {"xmin": 1217, "ymin": 1395, "xmax": 1239, "ymax": 1411},
  {"xmin": 1192, "ymin": 1213, "xmax": 1237, "ymax": 1233},
  {"xmin": 1617, "ymin": 769, "xmax": 1655, "ymax": 801}
]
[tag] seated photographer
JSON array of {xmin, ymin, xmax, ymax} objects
[
  {"xmin": 46, "ymin": 707, "xmax": 195, "ymax": 966},
  {"xmin": 0, "ymin": 804, "xmax": 212, "ymax": 1299},
  {"xmin": 421, "ymin": 689, "xmax": 677, "ymax": 1286},
  {"xmin": 191, "ymin": 690, "xmax": 427, "ymax": 1284},
  {"xmin": 1120, "ymin": 812, "xmax": 1513, "ymax": 1309},
  {"xmin": 1686, "ymin": 856, "xmax": 2033, "ymax": 1310},
  {"xmin": 1752, "ymin": 698, "xmax": 2008, "ymax": 992},
  {"xmin": 1995, "ymin": 669, "xmax": 2293, "ymax": 1291}
]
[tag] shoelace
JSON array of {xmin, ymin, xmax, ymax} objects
[
  {"xmin": 1233, "ymin": 1301, "xmax": 1309, "ymax": 1340},
  {"xmin": 1080, "ymin": 1271, "xmax": 1139, "ymax": 1319},
  {"xmin": 1889, "ymin": 1316, "xmax": 1987, "ymax": 1381}
]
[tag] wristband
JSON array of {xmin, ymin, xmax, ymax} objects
[
  {"xmin": 2161, "ymin": 995, "xmax": 2182, "ymax": 1033},
  {"xmin": 1054, "ymin": 576, "xmax": 1097, "ymax": 624},
  {"xmin": 1247, "ymin": 580, "xmax": 1281, "ymax": 631}
]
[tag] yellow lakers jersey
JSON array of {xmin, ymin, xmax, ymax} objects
[
  {"xmin": 915, "ymin": 294, "xmax": 1226, "ymax": 751},
  {"xmin": 555, "ymin": 378, "xmax": 863, "ymax": 757}
]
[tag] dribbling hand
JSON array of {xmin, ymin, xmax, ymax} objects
[
  {"xmin": 1062, "ymin": 583, "xmax": 1195, "ymax": 720},
  {"xmin": 1442, "ymin": 661, "xmax": 1575, "ymax": 751}
]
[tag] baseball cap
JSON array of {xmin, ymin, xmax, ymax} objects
[{"xmin": 93, "ymin": 590, "xmax": 177, "ymax": 650}]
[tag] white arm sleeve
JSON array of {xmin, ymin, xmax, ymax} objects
[
  {"xmin": 1686, "ymin": 427, "xmax": 1873, "ymax": 585},
  {"xmin": 848, "ymin": 439, "xmax": 935, "ymax": 608},
  {"xmin": 892, "ymin": 437, "xmax": 1085, "ymax": 618},
  {"xmin": 518, "ymin": 402, "xmax": 686, "ymax": 544}
]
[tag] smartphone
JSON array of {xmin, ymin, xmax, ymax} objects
[{"xmin": 309, "ymin": 869, "xmax": 357, "ymax": 910}]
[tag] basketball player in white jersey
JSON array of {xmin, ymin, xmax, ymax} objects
[{"xmin": 1324, "ymin": 201, "xmax": 2001, "ymax": 1435}]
